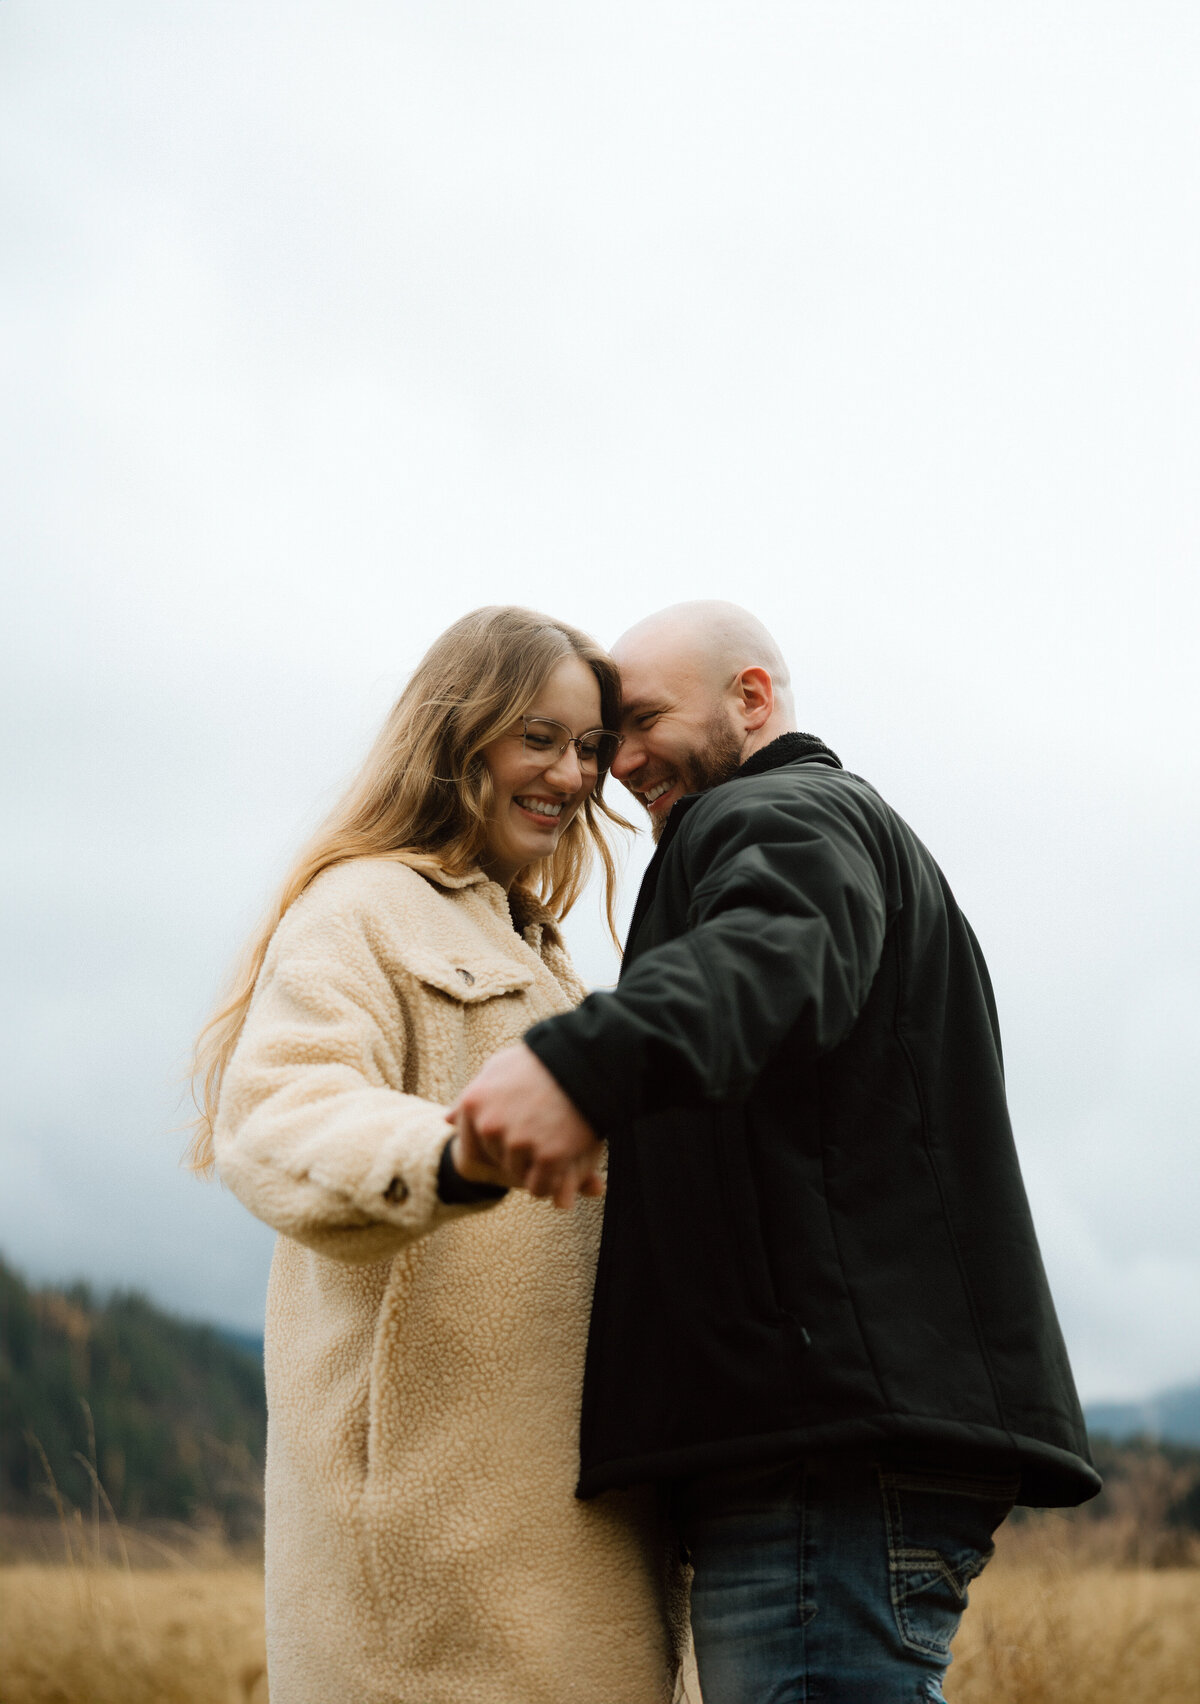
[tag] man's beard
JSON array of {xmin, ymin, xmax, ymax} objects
[{"xmin": 649, "ymin": 715, "xmax": 745, "ymax": 842}]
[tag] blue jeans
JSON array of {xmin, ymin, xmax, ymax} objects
[{"xmin": 672, "ymin": 1454, "xmax": 1017, "ymax": 1704}]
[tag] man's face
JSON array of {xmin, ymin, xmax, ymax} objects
[{"xmin": 611, "ymin": 639, "xmax": 744, "ymax": 840}]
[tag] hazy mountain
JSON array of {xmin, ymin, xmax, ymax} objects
[{"xmin": 1086, "ymin": 1382, "xmax": 1200, "ymax": 1447}]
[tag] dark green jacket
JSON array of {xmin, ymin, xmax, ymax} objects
[{"xmin": 526, "ymin": 735, "xmax": 1099, "ymax": 1508}]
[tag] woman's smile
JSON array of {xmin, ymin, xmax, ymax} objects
[
  {"xmin": 480, "ymin": 652, "xmax": 602, "ymax": 887},
  {"xmin": 513, "ymin": 794, "xmax": 566, "ymax": 821}
]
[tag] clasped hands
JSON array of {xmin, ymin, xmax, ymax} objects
[{"xmin": 446, "ymin": 1044, "xmax": 605, "ymax": 1210}]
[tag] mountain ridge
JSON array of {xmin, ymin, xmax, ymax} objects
[{"xmin": 1085, "ymin": 1380, "xmax": 1200, "ymax": 1447}]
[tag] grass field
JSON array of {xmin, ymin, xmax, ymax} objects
[
  {"xmin": 1, "ymin": 1521, "xmax": 1197, "ymax": 1703},
  {"xmin": 949, "ymin": 1534, "xmax": 1200, "ymax": 1703},
  {"xmin": 0, "ymin": 1564, "xmax": 267, "ymax": 1704}
]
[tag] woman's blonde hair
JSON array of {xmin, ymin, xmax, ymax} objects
[{"xmin": 187, "ymin": 605, "xmax": 628, "ymax": 1175}]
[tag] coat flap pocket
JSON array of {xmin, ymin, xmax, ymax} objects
[{"xmin": 397, "ymin": 940, "xmax": 535, "ymax": 1003}]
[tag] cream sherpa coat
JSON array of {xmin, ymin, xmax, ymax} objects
[{"xmin": 215, "ymin": 856, "xmax": 685, "ymax": 1704}]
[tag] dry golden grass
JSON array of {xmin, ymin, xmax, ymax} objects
[
  {"xmin": 0, "ymin": 1564, "xmax": 267, "ymax": 1704},
  {"xmin": 946, "ymin": 1519, "xmax": 1200, "ymax": 1704},
  {"xmin": 1, "ymin": 1520, "xmax": 1197, "ymax": 1704}
]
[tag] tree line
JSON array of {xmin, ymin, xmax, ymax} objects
[
  {"xmin": 0, "ymin": 1256, "xmax": 265, "ymax": 1538},
  {"xmin": 3, "ymin": 1251, "xmax": 1199, "ymax": 1557}
]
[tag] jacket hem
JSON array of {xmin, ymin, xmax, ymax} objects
[{"xmin": 576, "ymin": 1414, "xmax": 1102, "ymax": 1510}]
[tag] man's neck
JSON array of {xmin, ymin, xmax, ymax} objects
[
  {"xmin": 740, "ymin": 718, "xmax": 799, "ymax": 764},
  {"xmin": 735, "ymin": 731, "xmax": 843, "ymax": 779}
]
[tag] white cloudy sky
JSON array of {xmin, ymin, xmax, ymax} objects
[{"xmin": 2, "ymin": 3, "xmax": 1197, "ymax": 1402}]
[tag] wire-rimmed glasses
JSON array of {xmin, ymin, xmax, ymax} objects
[{"xmin": 517, "ymin": 717, "xmax": 623, "ymax": 774}]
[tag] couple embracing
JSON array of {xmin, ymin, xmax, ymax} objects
[{"xmin": 190, "ymin": 602, "xmax": 1098, "ymax": 1704}]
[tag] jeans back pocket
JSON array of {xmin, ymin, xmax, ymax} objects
[{"xmin": 879, "ymin": 1466, "xmax": 1018, "ymax": 1660}]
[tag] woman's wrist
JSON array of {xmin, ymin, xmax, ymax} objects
[{"xmin": 436, "ymin": 1134, "xmax": 509, "ymax": 1204}]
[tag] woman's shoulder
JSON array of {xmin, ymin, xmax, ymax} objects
[
  {"xmin": 289, "ymin": 854, "xmax": 441, "ymax": 916},
  {"xmin": 308, "ymin": 853, "xmax": 443, "ymax": 904},
  {"xmin": 271, "ymin": 856, "xmax": 464, "ymax": 958},
  {"xmin": 276, "ymin": 860, "xmax": 587, "ymax": 1003},
  {"xmin": 281, "ymin": 857, "xmax": 542, "ymax": 987}
]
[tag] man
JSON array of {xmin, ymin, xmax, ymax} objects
[{"xmin": 451, "ymin": 601, "xmax": 1099, "ymax": 1703}]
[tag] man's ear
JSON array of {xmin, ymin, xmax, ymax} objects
[{"xmin": 735, "ymin": 666, "xmax": 774, "ymax": 731}]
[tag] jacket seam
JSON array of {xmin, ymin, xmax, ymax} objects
[
  {"xmin": 810, "ymin": 916, "xmax": 909, "ymax": 1413},
  {"xmin": 890, "ymin": 937, "xmax": 1013, "ymax": 1441},
  {"xmin": 816, "ymin": 1089, "xmax": 890, "ymax": 1411}
]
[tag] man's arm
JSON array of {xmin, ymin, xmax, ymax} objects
[
  {"xmin": 451, "ymin": 777, "xmax": 891, "ymax": 1200},
  {"xmin": 524, "ymin": 780, "xmax": 892, "ymax": 1137}
]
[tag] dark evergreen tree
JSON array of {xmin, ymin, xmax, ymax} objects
[{"xmin": 0, "ymin": 1256, "xmax": 265, "ymax": 1536}]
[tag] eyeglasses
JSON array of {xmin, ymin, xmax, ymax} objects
[{"xmin": 516, "ymin": 717, "xmax": 624, "ymax": 774}]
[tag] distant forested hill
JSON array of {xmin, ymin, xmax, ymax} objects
[
  {"xmin": 0, "ymin": 1256, "xmax": 265, "ymax": 1536},
  {"xmin": 1086, "ymin": 1382, "xmax": 1200, "ymax": 1447},
  {"xmin": 4, "ymin": 1247, "xmax": 1200, "ymax": 1549}
]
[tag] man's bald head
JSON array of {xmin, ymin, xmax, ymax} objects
[
  {"xmin": 613, "ymin": 601, "xmax": 794, "ymax": 720},
  {"xmin": 608, "ymin": 602, "xmax": 798, "ymax": 837}
]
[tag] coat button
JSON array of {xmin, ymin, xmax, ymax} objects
[
  {"xmin": 457, "ymin": 968, "xmax": 475, "ymax": 985},
  {"xmin": 384, "ymin": 1176, "xmax": 409, "ymax": 1205}
]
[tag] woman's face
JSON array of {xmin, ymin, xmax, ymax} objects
[{"xmin": 479, "ymin": 654, "xmax": 604, "ymax": 888}]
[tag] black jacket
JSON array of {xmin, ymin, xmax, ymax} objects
[{"xmin": 525, "ymin": 735, "xmax": 1100, "ymax": 1508}]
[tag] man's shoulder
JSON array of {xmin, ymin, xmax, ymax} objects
[{"xmin": 679, "ymin": 758, "xmax": 887, "ymax": 840}]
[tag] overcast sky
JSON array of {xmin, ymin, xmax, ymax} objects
[{"xmin": 2, "ymin": 3, "xmax": 1197, "ymax": 1403}]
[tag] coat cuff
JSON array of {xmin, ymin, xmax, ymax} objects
[
  {"xmin": 523, "ymin": 1006, "xmax": 631, "ymax": 1136},
  {"xmin": 436, "ymin": 1137, "xmax": 509, "ymax": 1204}
]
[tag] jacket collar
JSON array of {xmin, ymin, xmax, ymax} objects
[
  {"xmin": 650, "ymin": 731, "xmax": 842, "ymax": 861},
  {"xmin": 622, "ymin": 733, "xmax": 841, "ymax": 951},
  {"xmin": 732, "ymin": 731, "xmax": 841, "ymax": 781}
]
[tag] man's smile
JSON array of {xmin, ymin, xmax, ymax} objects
[{"xmin": 627, "ymin": 774, "xmax": 683, "ymax": 823}]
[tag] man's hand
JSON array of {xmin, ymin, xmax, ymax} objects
[
  {"xmin": 446, "ymin": 1117, "xmax": 512, "ymax": 1189},
  {"xmin": 448, "ymin": 1044, "xmax": 605, "ymax": 1210}
]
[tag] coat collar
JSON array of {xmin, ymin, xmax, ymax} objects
[
  {"xmin": 506, "ymin": 882, "xmax": 564, "ymax": 952},
  {"xmin": 651, "ymin": 731, "xmax": 840, "ymax": 855},
  {"xmin": 622, "ymin": 733, "xmax": 841, "ymax": 952},
  {"xmin": 415, "ymin": 862, "xmax": 490, "ymax": 891},
  {"xmin": 405, "ymin": 857, "xmax": 563, "ymax": 951},
  {"xmin": 732, "ymin": 731, "xmax": 841, "ymax": 780}
]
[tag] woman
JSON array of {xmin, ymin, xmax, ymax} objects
[{"xmin": 189, "ymin": 607, "xmax": 687, "ymax": 1704}]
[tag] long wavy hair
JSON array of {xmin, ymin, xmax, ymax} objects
[{"xmin": 187, "ymin": 606, "xmax": 628, "ymax": 1175}]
